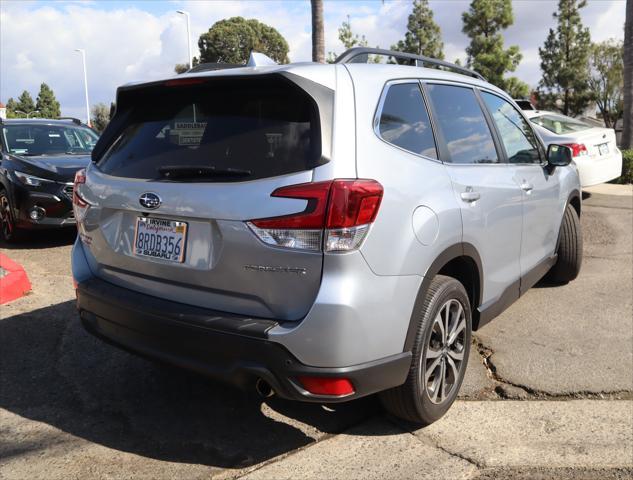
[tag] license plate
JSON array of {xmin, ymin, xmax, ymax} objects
[
  {"xmin": 134, "ymin": 217, "xmax": 187, "ymax": 263},
  {"xmin": 598, "ymin": 143, "xmax": 609, "ymax": 155}
]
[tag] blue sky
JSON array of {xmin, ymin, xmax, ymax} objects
[{"xmin": 0, "ymin": 0, "xmax": 626, "ymax": 120}]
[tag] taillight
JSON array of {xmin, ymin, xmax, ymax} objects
[
  {"xmin": 73, "ymin": 169, "xmax": 90, "ymax": 229},
  {"xmin": 563, "ymin": 143, "xmax": 588, "ymax": 157},
  {"xmin": 297, "ymin": 376, "xmax": 355, "ymax": 396},
  {"xmin": 248, "ymin": 179, "xmax": 383, "ymax": 252},
  {"xmin": 73, "ymin": 169, "xmax": 87, "ymax": 207}
]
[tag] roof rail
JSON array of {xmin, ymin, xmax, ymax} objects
[
  {"xmin": 58, "ymin": 117, "xmax": 82, "ymax": 125},
  {"xmin": 334, "ymin": 47, "xmax": 485, "ymax": 81}
]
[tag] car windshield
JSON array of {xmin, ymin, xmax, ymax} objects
[
  {"xmin": 530, "ymin": 114, "xmax": 591, "ymax": 135},
  {"xmin": 1, "ymin": 124, "xmax": 99, "ymax": 156}
]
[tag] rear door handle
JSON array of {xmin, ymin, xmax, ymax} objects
[
  {"xmin": 520, "ymin": 182, "xmax": 534, "ymax": 193},
  {"xmin": 460, "ymin": 189, "xmax": 480, "ymax": 203}
]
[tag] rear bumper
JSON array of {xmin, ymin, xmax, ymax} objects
[
  {"xmin": 575, "ymin": 149, "xmax": 623, "ymax": 187},
  {"xmin": 76, "ymin": 275, "xmax": 411, "ymax": 402}
]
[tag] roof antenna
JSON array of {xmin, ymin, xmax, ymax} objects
[{"xmin": 247, "ymin": 51, "xmax": 278, "ymax": 67}]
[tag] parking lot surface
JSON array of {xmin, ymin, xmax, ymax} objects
[{"xmin": 1, "ymin": 191, "xmax": 631, "ymax": 479}]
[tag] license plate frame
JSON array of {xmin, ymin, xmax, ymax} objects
[
  {"xmin": 133, "ymin": 217, "xmax": 188, "ymax": 263},
  {"xmin": 598, "ymin": 143, "xmax": 609, "ymax": 156}
]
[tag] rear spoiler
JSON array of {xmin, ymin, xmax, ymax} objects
[{"xmin": 91, "ymin": 71, "xmax": 334, "ymax": 164}]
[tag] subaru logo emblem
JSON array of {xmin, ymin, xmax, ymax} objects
[{"xmin": 139, "ymin": 192, "xmax": 161, "ymax": 209}]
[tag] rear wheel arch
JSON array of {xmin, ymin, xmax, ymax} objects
[{"xmin": 403, "ymin": 243, "xmax": 483, "ymax": 352}]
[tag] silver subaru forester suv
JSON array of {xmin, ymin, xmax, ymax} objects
[{"xmin": 72, "ymin": 48, "xmax": 582, "ymax": 425}]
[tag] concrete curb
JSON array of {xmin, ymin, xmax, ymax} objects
[
  {"xmin": 0, "ymin": 253, "xmax": 31, "ymax": 304},
  {"xmin": 584, "ymin": 183, "xmax": 633, "ymax": 196}
]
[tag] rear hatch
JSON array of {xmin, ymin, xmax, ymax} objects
[{"xmin": 78, "ymin": 73, "xmax": 333, "ymax": 320}]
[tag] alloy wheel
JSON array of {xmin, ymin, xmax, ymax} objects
[
  {"xmin": 422, "ymin": 298, "xmax": 467, "ymax": 404},
  {"xmin": 0, "ymin": 192, "xmax": 14, "ymax": 240}
]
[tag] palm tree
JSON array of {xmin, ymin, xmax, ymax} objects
[
  {"xmin": 623, "ymin": 0, "xmax": 632, "ymax": 148},
  {"xmin": 311, "ymin": 0, "xmax": 325, "ymax": 63}
]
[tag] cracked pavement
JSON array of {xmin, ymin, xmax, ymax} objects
[{"xmin": 1, "ymin": 191, "xmax": 631, "ymax": 479}]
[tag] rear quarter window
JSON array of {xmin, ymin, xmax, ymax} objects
[
  {"xmin": 377, "ymin": 82, "xmax": 437, "ymax": 159},
  {"xmin": 97, "ymin": 76, "xmax": 323, "ymax": 181}
]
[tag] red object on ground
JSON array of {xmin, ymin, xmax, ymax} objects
[{"xmin": 0, "ymin": 253, "xmax": 31, "ymax": 304}]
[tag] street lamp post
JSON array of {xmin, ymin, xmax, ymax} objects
[
  {"xmin": 177, "ymin": 10, "xmax": 193, "ymax": 69},
  {"xmin": 13, "ymin": 110, "xmax": 40, "ymax": 118},
  {"xmin": 75, "ymin": 49, "xmax": 91, "ymax": 127}
]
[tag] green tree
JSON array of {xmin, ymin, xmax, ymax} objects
[
  {"xmin": 392, "ymin": 0, "xmax": 444, "ymax": 59},
  {"xmin": 538, "ymin": 0, "xmax": 592, "ymax": 116},
  {"xmin": 326, "ymin": 15, "xmax": 370, "ymax": 63},
  {"xmin": 5, "ymin": 98, "xmax": 20, "ymax": 118},
  {"xmin": 589, "ymin": 40, "xmax": 624, "ymax": 128},
  {"xmin": 8, "ymin": 91, "xmax": 36, "ymax": 117},
  {"xmin": 197, "ymin": 17, "xmax": 289, "ymax": 65},
  {"xmin": 173, "ymin": 57, "xmax": 199, "ymax": 74},
  {"xmin": 339, "ymin": 15, "xmax": 368, "ymax": 50},
  {"xmin": 504, "ymin": 76, "xmax": 531, "ymax": 99},
  {"xmin": 174, "ymin": 63, "xmax": 189, "ymax": 74},
  {"xmin": 91, "ymin": 103, "xmax": 111, "ymax": 133},
  {"xmin": 462, "ymin": 0, "xmax": 527, "ymax": 94},
  {"xmin": 35, "ymin": 83, "xmax": 61, "ymax": 118}
]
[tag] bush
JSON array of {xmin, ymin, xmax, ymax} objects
[{"xmin": 611, "ymin": 149, "xmax": 633, "ymax": 184}]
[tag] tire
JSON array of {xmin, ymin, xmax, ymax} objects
[
  {"xmin": 0, "ymin": 188, "xmax": 18, "ymax": 243},
  {"xmin": 380, "ymin": 275, "xmax": 471, "ymax": 426},
  {"xmin": 548, "ymin": 204, "xmax": 582, "ymax": 284}
]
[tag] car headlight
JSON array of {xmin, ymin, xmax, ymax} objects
[{"xmin": 14, "ymin": 171, "xmax": 55, "ymax": 187}]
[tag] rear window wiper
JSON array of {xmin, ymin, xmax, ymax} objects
[{"xmin": 157, "ymin": 165, "xmax": 252, "ymax": 180}]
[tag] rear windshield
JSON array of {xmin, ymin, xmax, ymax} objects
[
  {"xmin": 2, "ymin": 124, "xmax": 98, "ymax": 156},
  {"xmin": 530, "ymin": 114, "xmax": 590, "ymax": 134},
  {"xmin": 97, "ymin": 76, "xmax": 322, "ymax": 181}
]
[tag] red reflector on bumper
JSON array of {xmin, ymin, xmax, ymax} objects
[{"xmin": 297, "ymin": 376, "xmax": 355, "ymax": 396}]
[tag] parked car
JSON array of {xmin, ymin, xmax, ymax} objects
[
  {"xmin": 513, "ymin": 98, "xmax": 536, "ymax": 111},
  {"xmin": 523, "ymin": 110, "xmax": 622, "ymax": 187},
  {"xmin": 72, "ymin": 47, "xmax": 583, "ymax": 425},
  {"xmin": 0, "ymin": 118, "xmax": 98, "ymax": 241}
]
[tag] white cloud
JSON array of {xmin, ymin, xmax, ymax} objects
[{"xmin": 0, "ymin": 0, "xmax": 626, "ymax": 119}]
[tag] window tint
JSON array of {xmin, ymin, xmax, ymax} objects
[
  {"xmin": 97, "ymin": 76, "xmax": 322, "ymax": 181},
  {"xmin": 482, "ymin": 93, "xmax": 541, "ymax": 164},
  {"xmin": 425, "ymin": 84, "xmax": 498, "ymax": 164},
  {"xmin": 378, "ymin": 83, "xmax": 437, "ymax": 159}
]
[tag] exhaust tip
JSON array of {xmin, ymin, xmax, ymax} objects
[{"xmin": 255, "ymin": 378, "xmax": 275, "ymax": 398}]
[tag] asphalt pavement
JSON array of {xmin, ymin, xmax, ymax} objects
[{"xmin": 1, "ymin": 190, "xmax": 631, "ymax": 479}]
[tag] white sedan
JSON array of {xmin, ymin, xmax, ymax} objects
[{"xmin": 524, "ymin": 110, "xmax": 622, "ymax": 187}]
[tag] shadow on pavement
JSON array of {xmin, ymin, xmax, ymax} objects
[
  {"xmin": 0, "ymin": 300, "xmax": 383, "ymax": 469},
  {"xmin": 0, "ymin": 227, "xmax": 77, "ymax": 250}
]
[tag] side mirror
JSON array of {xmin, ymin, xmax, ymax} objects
[{"xmin": 546, "ymin": 144, "xmax": 573, "ymax": 169}]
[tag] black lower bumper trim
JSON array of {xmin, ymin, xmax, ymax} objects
[{"xmin": 77, "ymin": 277, "xmax": 411, "ymax": 402}]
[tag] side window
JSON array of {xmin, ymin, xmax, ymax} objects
[
  {"xmin": 378, "ymin": 83, "xmax": 437, "ymax": 159},
  {"xmin": 425, "ymin": 84, "xmax": 498, "ymax": 164},
  {"xmin": 482, "ymin": 92, "xmax": 541, "ymax": 164}
]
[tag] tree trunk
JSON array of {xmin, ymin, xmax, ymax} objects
[
  {"xmin": 622, "ymin": 0, "xmax": 633, "ymax": 148},
  {"xmin": 311, "ymin": 0, "xmax": 325, "ymax": 63}
]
